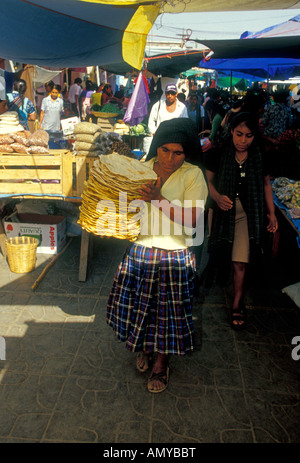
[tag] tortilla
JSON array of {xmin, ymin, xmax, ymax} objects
[
  {"xmin": 98, "ymin": 154, "xmax": 157, "ymax": 182},
  {"xmin": 79, "ymin": 153, "xmax": 156, "ymax": 240}
]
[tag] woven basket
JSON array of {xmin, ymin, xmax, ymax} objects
[
  {"xmin": 5, "ymin": 236, "xmax": 39, "ymax": 274},
  {"xmin": 91, "ymin": 111, "xmax": 119, "ymax": 118}
]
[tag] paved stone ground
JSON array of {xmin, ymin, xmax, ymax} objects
[{"xmin": 0, "ymin": 234, "xmax": 299, "ymax": 444}]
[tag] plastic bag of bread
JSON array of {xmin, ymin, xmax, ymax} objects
[
  {"xmin": 28, "ymin": 146, "xmax": 50, "ymax": 154},
  {"xmin": 11, "ymin": 132, "xmax": 30, "ymax": 146},
  {"xmin": 28, "ymin": 129, "xmax": 49, "ymax": 148},
  {"xmin": 0, "ymin": 144, "xmax": 14, "ymax": 152},
  {"xmin": 73, "ymin": 122, "xmax": 100, "ymax": 135},
  {"xmin": 11, "ymin": 143, "xmax": 30, "ymax": 154},
  {"xmin": 0, "ymin": 134, "xmax": 14, "ymax": 144}
]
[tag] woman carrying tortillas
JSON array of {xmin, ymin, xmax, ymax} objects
[{"xmin": 106, "ymin": 118, "xmax": 208, "ymax": 393}]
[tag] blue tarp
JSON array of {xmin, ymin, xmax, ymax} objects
[
  {"xmin": 0, "ymin": 0, "xmax": 138, "ymax": 68},
  {"xmin": 198, "ymin": 57, "xmax": 300, "ymax": 80},
  {"xmin": 197, "ymin": 22, "xmax": 300, "ymax": 81}
]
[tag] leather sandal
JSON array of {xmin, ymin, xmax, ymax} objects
[
  {"xmin": 136, "ymin": 352, "xmax": 153, "ymax": 373},
  {"xmin": 147, "ymin": 366, "xmax": 169, "ymax": 393},
  {"xmin": 230, "ymin": 307, "xmax": 247, "ymax": 330}
]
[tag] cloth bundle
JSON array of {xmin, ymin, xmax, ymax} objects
[
  {"xmin": 78, "ymin": 153, "xmax": 157, "ymax": 241},
  {"xmin": 0, "ymin": 128, "xmax": 50, "ymax": 154}
]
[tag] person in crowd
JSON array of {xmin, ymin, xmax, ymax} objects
[
  {"xmin": 68, "ymin": 77, "xmax": 82, "ymax": 116},
  {"xmin": 90, "ymin": 82, "xmax": 105, "ymax": 109},
  {"xmin": 114, "ymin": 84, "xmax": 125, "ymax": 100},
  {"xmin": 147, "ymin": 83, "xmax": 188, "ymax": 136},
  {"xmin": 204, "ymin": 112, "xmax": 278, "ymax": 330},
  {"xmin": 0, "ymin": 98, "xmax": 8, "ymax": 115},
  {"xmin": 201, "ymin": 99, "xmax": 226, "ymax": 145},
  {"xmin": 144, "ymin": 83, "xmax": 188, "ymax": 154},
  {"xmin": 186, "ymin": 92, "xmax": 205, "ymax": 133},
  {"xmin": 219, "ymin": 98, "xmax": 245, "ymax": 142},
  {"xmin": 242, "ymin": 88, "xmax": 267, "ymax": 118},
  {"xmin": 45, "ymin": 81, "xmax": 54, "ymax": 95},
  {"xmin": 7, "ymin": 79, "xmax": 36, "ymax": 129},
  {"xmin": 106, "ymin": 118, "xmax": 208, "ymax": 393},
  {"xmin": 79, "ymin": 79, "xmax": 95, "ymax": 120},
  {"xmin": 202, "ymin": 88, "xmax": 221, "ymax": 130},
  {"xmin": 260, "ymin": 89, "xmax": 292, "ymax": 144},
  {"xmin": 101, "ymin": 83, "xmax": 124, "ymax": 108},
  {"xmin": 101, "ymin": 83, "xmax": 114, "ymax": 106},
  {"xmin": 177, "ymin": 92, "xmax": 186, "ymax": 103},
  {"xmin": 39, "ymin": 84, "xmax": 64, "ymax": 132},
  {"xmin": 35, "ymin": 80, "xmax": 54, "ymax": 107}
]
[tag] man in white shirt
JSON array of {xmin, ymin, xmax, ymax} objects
[
  {"xmin": 68, "ymin": 78, "xmax": 82, "ymax": 116},
  {"xmin": 144, "ymin": 83, "xmax": 188, "ymax": 154}
]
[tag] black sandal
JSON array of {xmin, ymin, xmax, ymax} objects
[{"xmin": 230, "ymin": 307, "xmax": 247, "ymax": 330}]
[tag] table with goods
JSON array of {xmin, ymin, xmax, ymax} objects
[{"xmin": 0, "ymin": 111, "xmax": 153, "ymax": 283}]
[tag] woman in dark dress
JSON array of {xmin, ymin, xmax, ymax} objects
[{"xmin": 205, "ymin": 112, "xmax": 278, "ymax": 329}]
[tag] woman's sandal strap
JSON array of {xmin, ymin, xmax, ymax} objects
[{"xmin": 147, "ymin": 367, "xmax": 169, "ymax": 393}]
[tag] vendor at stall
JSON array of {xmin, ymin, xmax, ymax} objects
[
  {"xmin": 6, "ymin": 79, "xmax": 36, "ymax": 130},
  {"xmin": 39, "ymin": 84, "xmax": 64, "ymax": 132},
  {"xmin": 101, "ymin": 84, "xmax": 124, "ymax": 108}
]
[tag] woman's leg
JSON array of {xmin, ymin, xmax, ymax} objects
[
  {"xmin": 147, "ymin": 353, "xmax": 169, "ymax": 393},
  {"xmin": 231, "ymin": 261, "xmax": 247, "ymax": 328}
]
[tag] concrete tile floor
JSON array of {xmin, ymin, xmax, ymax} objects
[{"xmin": 0, "ymin": 235, "xmax": 299, "ymax": 444}]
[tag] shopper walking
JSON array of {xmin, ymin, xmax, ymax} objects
[
  {"xmin": 204, "ymin": 112, "xmax": 278, "ymax": 329},
  {"xmin": 106, "ymin": 118, "xmax": 208, "ymax": 393}
]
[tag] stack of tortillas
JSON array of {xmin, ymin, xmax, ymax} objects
[
  {"xmin": 79, "ymin": 153, "xmax": 157, "ymax": 241},
  {"xmin": 0, "ymin": 111, "xmax": 24, "ymax": 134}
]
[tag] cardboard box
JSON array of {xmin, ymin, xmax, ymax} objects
[{"xmin": 4, "ymin": 213, "xmax": 66, "ymax": 254}]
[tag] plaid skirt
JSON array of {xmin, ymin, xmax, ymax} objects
[{"xmin": 106, "ymin": 244, "xmax": 196, "ymax": 356}]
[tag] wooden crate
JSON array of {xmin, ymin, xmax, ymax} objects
[
  {"xmin": 96, "ymin": 117, "xmax": 115, "ymax": 132},
  {"xmin": 0, "ymin": 150, "xmax": 97, "ymax": 201},
  {"xmin": 62, "ymin": 152, "xmax": 97, "ymax": 199}
]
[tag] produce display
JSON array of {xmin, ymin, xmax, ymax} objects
[
  {"xmin": 110, "ymin": 139, "xmax": 137, "ymax": 159},
  {"xmin": 272, "ymin": 177, "xmax": 300, "ymax": 219},
  {"xmin": 129, "ymin": 123, "xmax": 149, "ymax": 136},
  {"xmin": 100, "ymin": 103, "xmax": 120, "ymax": 113}
]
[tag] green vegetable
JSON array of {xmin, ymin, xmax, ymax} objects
[
  {"xmin": 129, "ymin": 123, "xmax": 149, "ymax": 136},
  {"xmin": 100, "ymin": 103, "xmax": 119, "ymax": 113}
]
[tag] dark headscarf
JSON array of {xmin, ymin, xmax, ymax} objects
[{"xmin": 146, "ymin": 118, "xmax": 202, "ymax": 166}]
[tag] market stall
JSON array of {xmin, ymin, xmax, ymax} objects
[{"xmin": 0, "ymin": 115, "xmax": 143, "ymax": 282}]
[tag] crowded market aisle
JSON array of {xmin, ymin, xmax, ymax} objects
[{"xmin": 0, "ymin": 232, "xmax": 299, "ymax": 444}]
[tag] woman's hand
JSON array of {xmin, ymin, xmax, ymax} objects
[
  {"xmin": 216, "ymin": 194, "xmax": 233, "ymax": 211},
  {"xmin": 138, "ymin": 177, "xmax": 163, "ymax": 202},
  {"xmin": 266, "ymin": 212, "xmax": 278, "ymax": 233}
]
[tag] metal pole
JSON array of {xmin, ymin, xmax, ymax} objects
[{"xmin": 95, "ymin": 66, "xmax": 100, "ymax": 87}]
